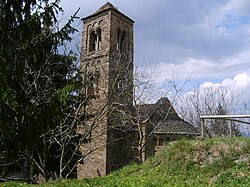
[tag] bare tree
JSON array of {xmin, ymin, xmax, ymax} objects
[
  {"xmin": 177, "ymin": 84, "xmax": 243, "ymax": 137},
  {"xmin": 125, "ymin": 70, "xmax": 192, "ymax": 162}
]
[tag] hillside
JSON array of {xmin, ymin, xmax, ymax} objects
[{"xmin": 2, "ymin": 138, "xmax": 250, "ymax": 187}]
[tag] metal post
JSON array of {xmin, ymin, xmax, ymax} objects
[
  {"xmin": 201, "ymin": 118, "xmax": 205, "ymax": 139},
  {"xmin": 229, "ymin": 121, "xmax": 232, "ymax": 138}
]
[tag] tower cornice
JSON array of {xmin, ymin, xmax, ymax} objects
[{"xmin": 82, "ymin": 2, "xmax": 134, "ymax": 24}]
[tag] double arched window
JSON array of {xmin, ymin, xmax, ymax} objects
[{"xmin": 89, "ymin": 28, "xmax": 102, "ymax": 52}]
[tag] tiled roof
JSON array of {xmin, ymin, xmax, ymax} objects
[
  {"xmin": 154, "ymin": 120, "xmax": 199, "ymax": 135},
  {"xmin": 138, "ymin": 97, "xmax": 199, "ymax": 135}
]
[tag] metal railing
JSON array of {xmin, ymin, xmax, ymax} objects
[{"xmin": 200, "ymin": 115, "xmax": 250, "ymax": 139}]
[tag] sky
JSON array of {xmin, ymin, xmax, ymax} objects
[{"xmin": 60, "ymin": 0, "xmax": 250, "ymax": 105}]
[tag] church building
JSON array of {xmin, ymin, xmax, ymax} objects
[{"xmin": 77, "ymin": 2, "xmax": 198, "ymax": 179}]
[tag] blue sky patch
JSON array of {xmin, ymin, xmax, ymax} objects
[{"xmin": 219, "ymin": 14, "xmax": 250, "ymax": 29}]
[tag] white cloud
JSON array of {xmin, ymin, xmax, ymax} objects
[
  {"xmin": 150, "ymin": 48, "xmax": 250, "ymax": 86},
  {"xmin": 200, "ymin": 72, "xmax": 250, "ymax": 104},
  {"xmin": 234, "ymin": 73, "xmax": 250, "ymax": 87},
  {"xmin": 222, "ymin": 0, "xmax": 250, "ymax": 17},
  {"xmin": 61, "ymin": 0, "xmax": 250, "ymax": 60},
  {"xmin": 60, "ymin": 0, "xmax": 250, "ymax": 106},
  {"xmin": 152, "ymin": 58, "xmax": 215, "ymax": 84},
  {"xmin": 220, "ymin": 72, "xmax": 250, "ymax": 88},
  {"xmin": 200, "ymin": 82, "xmax": 221, "ymax": 89},
  {"xmin": 204, "ymin": 0, "xmax": 250, "ymax": 26}
]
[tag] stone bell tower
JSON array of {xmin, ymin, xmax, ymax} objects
[{"xmin": 77, "ymin": 2, "xmax": 134, "ymax": 178}]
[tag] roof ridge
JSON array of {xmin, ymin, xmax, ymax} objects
[{"xmin": 95, "ymin": 2, "xmax": 116, "ymax": 14}]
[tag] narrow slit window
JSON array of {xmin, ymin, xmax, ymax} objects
[
  {"xmin": 117, "ymin": 28, "xmax": 121, "ymax": 51},
  {"xmin": 120, "ymin": 31, "xmax": 127, "ymax": 52},
  {"xmin": 87, "ymin": 74, "xmax": 95, "ymax": 95}
]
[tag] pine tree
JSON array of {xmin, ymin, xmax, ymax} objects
[{"xmin": 0, "ymin": 0, "xmax": 79, "ymax": 181}]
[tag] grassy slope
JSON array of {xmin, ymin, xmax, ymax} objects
[{"xmin": 2, "ymin": 138, "xmax": 250, "ymax": 187}]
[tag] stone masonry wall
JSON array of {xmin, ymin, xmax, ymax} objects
[{"xmin": 77, "ymin": 4, "xmax": 134, "ymax": 178}]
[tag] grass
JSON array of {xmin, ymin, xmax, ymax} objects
[{"xmin": 2, "ymin": 138, "xmax": 250, "ymax": 187}]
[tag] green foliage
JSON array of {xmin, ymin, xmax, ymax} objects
[{"xmin": 0, "ymin": 0, "xmax": 79, "ymax": 180}]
